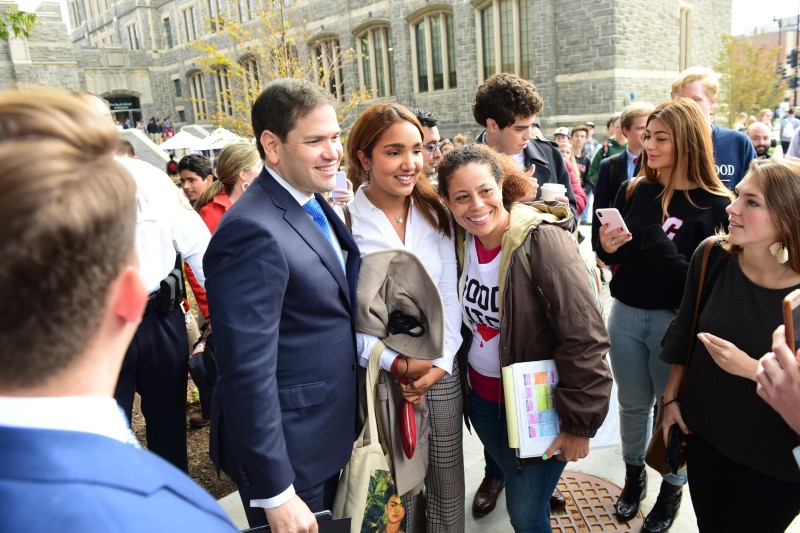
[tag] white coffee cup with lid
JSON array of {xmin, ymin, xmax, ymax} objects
[{"xmin": 540, "ymin": 183, "xmax": 567, "ymax": 201}]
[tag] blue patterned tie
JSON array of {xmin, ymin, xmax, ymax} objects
[{"xmin": 303, "ymin": 197, "xmax": 345, "ymax": 271}]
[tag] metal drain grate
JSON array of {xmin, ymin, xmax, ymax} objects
[{"xmin": 550, "ymin": 471, "xmax": 644, "ymax": 532}]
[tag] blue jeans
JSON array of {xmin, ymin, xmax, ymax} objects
[
  {"xmin": 580, "ymin": 190, "xmax": 594, "ymax": 223},
  {"xmin": 470, "ymin": 391, "xmax": 566, "ymax": 532},
  {"xmin": 607, "ymin": 300, "xmax": 686, "ymax": 485}
]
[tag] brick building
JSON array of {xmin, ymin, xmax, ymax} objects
[{"xmin": 5, "ymin": 0, "xmax": 731, "ymax": 138}]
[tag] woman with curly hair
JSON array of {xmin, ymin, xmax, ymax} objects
[{"xmin": 438, "ymin": 143, "xmax": 611, "ymax": 532}]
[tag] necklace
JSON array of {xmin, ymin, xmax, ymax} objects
[
  {"xmin": 739, "ymin": 254, "xmax": 791, "ymax": 288},
  {"xmin": 364, "ymin": 188, "xmax": 409, "ymax": 225},
  {"xmin": 773, "ymin": 264, "xmax": 791, "ymax": 288}
]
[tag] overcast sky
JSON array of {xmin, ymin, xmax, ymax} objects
[
  {"xmin": 732, "ymin": 0, "xmax": 798, "ymax": 35},
  {"xmin": 14, "ymin": 0, "xmax": 800, "ymax": 38}
]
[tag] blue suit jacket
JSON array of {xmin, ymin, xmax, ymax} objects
[
  {"xmin": 204, "ymin": 169, "xmax": 360, "ymax": 500},
  {"xmin": 0, "ymin": 426, "xmax": 236, "ymax": 532}
]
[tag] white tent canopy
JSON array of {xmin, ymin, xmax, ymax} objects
[
  {"xmin": 197, "ymin": 128, "xmax": 252, "ymax": 150},
  {"xmin": 159, "ymin": 131, "xmax": 204, "ymax": 151}
]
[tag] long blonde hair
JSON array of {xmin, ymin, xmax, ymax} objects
[
  {"xmin": 632, "ymin": 98, "xmax": 733, "ymax": 217},
  {"xmin": 195, "ymin": 143, "xmax": 260, "ymax": 212}
]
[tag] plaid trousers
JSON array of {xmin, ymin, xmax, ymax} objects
[{"xmin": 402, "ymin": 358, "xmax": 465, "ymax": 532}]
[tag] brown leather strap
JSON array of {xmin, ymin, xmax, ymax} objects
[{"xmin": 678, "ymin": 237, "xmax": 716, "ymax": 399}]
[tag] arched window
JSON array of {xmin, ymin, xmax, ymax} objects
[
  {"xmin": 474, "ymin": 0, "xmax": 533, "ymax": 81},
  {"xmin": 214, "ymin": 69, "xmax": 233, "ymax": 116},
  {"xmin": 355, "ymin": 24, "xmax": 394, "ymax": 98},
  {"xmin": 188, "ymin": 71, "xmax": 207, "ymax": 119},
  {"xmin": 311, "ymin": 37, "xmax": 345, "ymax": 101},
  {"xmin": 409, "ymin": 10, "xmax": 456, "ymax": 93}
]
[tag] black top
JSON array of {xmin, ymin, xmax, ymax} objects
[
  {"xmin": 661, "ymin": 240, "xmax": 800, "ymax": 481},
  {"xmin": 596, "ymin": 180, "xmax": 729, "ymax": 310}
]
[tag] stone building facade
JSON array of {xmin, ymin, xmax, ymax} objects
[{"xmin": 5, "ymin": 0, "xmax": 731, "ymax": 138}]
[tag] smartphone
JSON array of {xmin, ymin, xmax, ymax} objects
[
  {"xmin": 595, "ymin": 208, "xmax": 631, "ymax": 235},
  {"xmin": 783, "ymin": 289, "xmax": 800, "ymax": 352},
  {"xmin": 665, "ymin": 423, "xmax": 687, "ymax": 474},
  {"xmin": 335, "ymin": 170, "xmax": 347, "ymax": 191}
]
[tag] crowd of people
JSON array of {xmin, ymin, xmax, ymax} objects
[{"xmin": 2, "ymin": 64, "xmax": 800, "ymax": 533}]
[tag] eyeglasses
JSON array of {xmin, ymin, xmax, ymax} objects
[{"xmin": 423, "ymin": 142, "xmax": 442, "ymax": 155}]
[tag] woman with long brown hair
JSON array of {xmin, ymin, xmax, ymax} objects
[
  {"xmin": 661, "ymin": 158, "xmax": 800, "ymax": 531},
  {"xmin": 345, "ymin": 103, "xmax": 463, "ymax": 532},
  {"xmin": 596, "ymin": 98, "xmax": 733, "ymax": 532}
]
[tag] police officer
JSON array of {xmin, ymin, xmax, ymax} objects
[{"xmin": 77, "ymin": 93, "xmax": 211, "ymax": 471}]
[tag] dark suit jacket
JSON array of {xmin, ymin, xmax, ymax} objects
[
  {"xmin": 204, "ymin": 168, "xmax": 360, "ymax": 502},
  {"xmin": 477, "ymin": 133, "xmax": 578, "ymax": 228},
  {"xmin": 591, "ymin": 150, "xmax": 640, "ymax": 251},
  {"xmin": 0, "ymin": 427, "xmax": 235, "ymax": 532}
]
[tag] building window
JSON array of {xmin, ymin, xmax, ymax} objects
[
  {"xmin": 207, "ymin": 0, "xmax": 223, "ymax": 31},
  {"xmin": 214, "ymin": 69, "xmax": 233, "ymax": 116},
  {"xmin": 177, "ymin": 109, "xmax": 186, "ymax": 122},
  {"xmin": 238, "ymin": 0, "xmax": 255, "ymax": 22},
  {"xmin": 679, "ymin": 7, "xmax": 692, "ymax": 71},
  {"xmin": 188, "ymin": 72, "xmax": 207, "ymax": 119},
  {"xmin": 475, "ymin": 0, "xmax": 534, "ymax": 80},
  {"xmin": 69, "ymin": 0, "xmax": 81, "ymax": 25},
  {"xmin": 163, "ymin": 17, "xmax": 174, "ymax": 49},
  {"xmin": 125, "ymin": 23, "xmax": 140, "ymax": 50},
  {"xmin": 242, "ymin": 56, "xmax": 260, "ymax": 86},
  {"xmin": 356, "ymin": 26, "xmax": 394, "ymax": 98},
  {"xmin": 410, "ymin": 12, "xmax": 456, "ymax": 93},
  {"xmin": 183, "ymin": 6, "xmax": 199, "ymax": 42},
  {"xmin": 173, "ymin": 79, "xmax": 182, "ymax": 97},
  {"xmin": 312, "ymin": 38, "xmax": 344, "ymax": 102}
]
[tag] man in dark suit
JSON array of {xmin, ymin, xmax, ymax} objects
[
  {"xmin": 0, "ymin": 88, "xmax": 236, "ymax": 532},
  {"xmin": 591, "ymin": 102, "xmax": 654, "ymax": 252},
  {"xmin": 473, "ymin": 73, "xmax": 577, "ymax": 231},
  {"xmin": 204, "ymin": 79, "xmax": 360, "ymax": 531}
]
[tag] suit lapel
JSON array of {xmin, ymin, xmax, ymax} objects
[
  {"xmin": 320, "ymin": 195, "xmax": 359, "ymax": 309},
  {"xmin": 260, "ymin": 176, "xmax": 350, "ymax": 301}
]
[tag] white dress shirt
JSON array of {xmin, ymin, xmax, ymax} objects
[
  {"xmin": 119, "ymin": 157, "xmax": 211, "ymax": 293},
  {"xmin": 348, "ymin": 186, "xmax": 462, "ymax": 375},
  {"xmin": 268, "ymin": 167, "xmax": 345, "ymax": 263},
  {"xmin": 0, "ymin": 396, "xmax": 137, "ymax": 445}
]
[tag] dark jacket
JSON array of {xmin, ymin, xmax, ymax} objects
[
  {"xmin": 455, "ymin": 203, "xmax": 612, "ymax": 437},
  {"xmin": 477, "ymin": 133, "xmax": 578, "ymax": 229}
]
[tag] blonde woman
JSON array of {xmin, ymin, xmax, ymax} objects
[
  {"xmin": 186, "ymin": 142, "xmax": 263, "ymax": 423},
  {"xmin": 194, "ymin": 143, "xmax": 262, "ymax": 230}
]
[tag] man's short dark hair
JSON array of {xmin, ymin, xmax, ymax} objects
[
  {"xmin": 251, "ymin": 79, "xmax": 335, "ymax": 159},
  {"xmin": 472, "ymin": 73, "xmax": 544, "ymax": 129},
  {"xmin": 408, "ymin": 107, "xmax": 439, "ymax": 128},
  {"xmin": 0, "ymin": 89, "xmax": 136, "ymax": 389},
  {"xmin": 178, "ymin": 154, "xmax": 212, "ymax": 177},
  {"xmin": 607, "ymin": 115, "xmax": 621, "ymax": 128}
]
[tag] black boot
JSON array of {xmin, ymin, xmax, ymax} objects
[
  {"xmin": 642, "ymin": 480, "xmax": 683, "ymax": 533},
  {"xmin": 614, "ymin": 463, "xmax": 647, "ymax": 522}
]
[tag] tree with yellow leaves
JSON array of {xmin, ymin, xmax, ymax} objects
[
  {"xmin": 715, "ymin": 34, "xmax": 783, "ymax": 127},
  {"xmin": 190, "ymin": 0, "xmax": 367, "ymax": 137}
]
